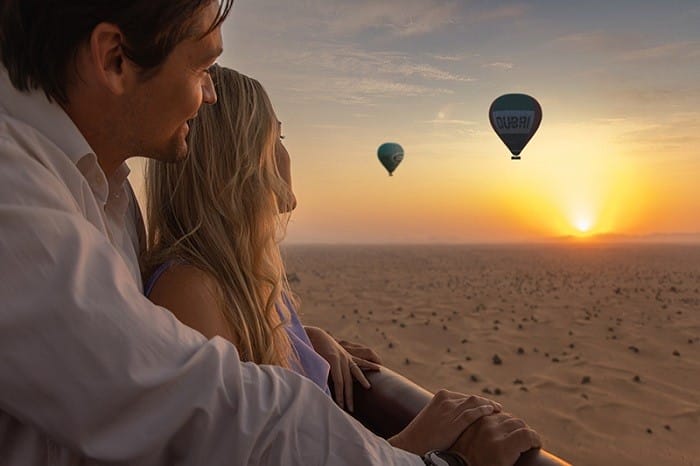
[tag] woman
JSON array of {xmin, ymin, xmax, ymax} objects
[{"xmin": 143, "ymin": 66, "xmax": 381, "ymax": 411}]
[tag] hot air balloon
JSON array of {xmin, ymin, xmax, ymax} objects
[
  {"xmin": 489, "ymin": 94, "xmax": 542, "ymax": 160},
  {"xmin": 377, "ymin": 142, "xmax": 404, "ymax": 176}
]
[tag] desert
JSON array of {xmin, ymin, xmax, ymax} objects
[{"xmin": 286, "ymin": 244, "xmax": 700, "ymax": 466}]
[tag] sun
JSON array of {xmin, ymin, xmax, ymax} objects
[{"xmin": 574, "ymin": 217, "xmax": 593, "ymax": 234}]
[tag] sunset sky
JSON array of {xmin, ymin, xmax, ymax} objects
[{"xmin": 131, "ymin": 1, "xmax": 700, "ymax": 243}]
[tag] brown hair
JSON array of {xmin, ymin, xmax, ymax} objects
[{"xmin": 0, "ymin": 0, "xmax": 233, "ymax": 104}]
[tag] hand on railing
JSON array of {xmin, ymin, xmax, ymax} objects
[
  {"xmin": 450, "ymin": 410, "xmax": 542, "ymax": 466},
  {"xmin": 333, "ymin": 366, "xmax": 572, "ymax": 466}
]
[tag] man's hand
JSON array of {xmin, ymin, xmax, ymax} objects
[
  {"xmin": 388, "ymin": 390, "xmax": 502, "ymax": 455},
  {"xmin": 449, "ymin": 412, "xmax": 542, "ymax": 466}
]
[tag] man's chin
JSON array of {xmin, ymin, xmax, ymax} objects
[{"xmin": 151, "ymin": 141, "xmax": 189, "ymax": 163}]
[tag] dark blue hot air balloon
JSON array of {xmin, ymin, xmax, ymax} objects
[
  {"xmin": 489, "ymin": 94, "xmax": 542, "ymax": 160},
  {"xmin": 377, "ymin": 142, "xmax": 404, "ymax": 176}
]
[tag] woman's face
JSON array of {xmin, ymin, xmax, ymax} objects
[{"xmin": 275, "ymin": 139, "xmax": 297, "ymax": 212}]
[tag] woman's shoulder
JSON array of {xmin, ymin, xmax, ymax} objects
[
  {"xmin": 150, "ymin": 262, "xmax": 222, "ymax": 303},
  {"xmin": 159, "ymin": 261, "xmax": 215, "ymax": 282},
  {"xmin": 147, "ymin": 262, "xmax": 233, "ymax": 340}
]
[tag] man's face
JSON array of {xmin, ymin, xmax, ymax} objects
[{"xmin": 126, "ymin": 1, "xmax": 223, "ymax": 162}]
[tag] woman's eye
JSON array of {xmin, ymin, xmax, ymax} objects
[{"xmin": 278, "ymin": 121, "xmax": 285, "ymax": 139}]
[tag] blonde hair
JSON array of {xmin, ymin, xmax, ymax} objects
[{"xmin": 145, "ymin": 66, "xmax": 296, "ymax": 368}]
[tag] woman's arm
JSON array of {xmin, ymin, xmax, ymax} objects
[{"xmin": 148, "ymin": 263, "xmax": 237, "ymax": 343}]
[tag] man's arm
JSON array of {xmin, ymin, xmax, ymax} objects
[{"xmin": 0, "ymin": 138, "xmax": 423, "ymax": 465}]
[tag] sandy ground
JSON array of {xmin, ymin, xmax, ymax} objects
[{"xmin": 284, "ymin": 244, "xmax": 700, "ymax": 466}]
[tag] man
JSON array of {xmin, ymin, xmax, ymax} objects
[{"xmin": 0, "ymin": 1, "xmax": 540, "ymax": 464}]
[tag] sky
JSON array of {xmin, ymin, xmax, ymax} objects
[{"xmin": 131, "ymin": 1, "xmax": 700, "ymax": 243}]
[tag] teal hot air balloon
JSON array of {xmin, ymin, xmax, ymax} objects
[
  {"xmin": 377, "ymin": 142, "xmax": 404, "ymax": 176},
  {"xmin": 489, "ymin": 94, "xmax": 542, "ymax": 160}
]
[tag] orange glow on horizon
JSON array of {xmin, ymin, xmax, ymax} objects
[{"xmin": 128, "ymin": 115, "xmax": 699, "ymax": 244}]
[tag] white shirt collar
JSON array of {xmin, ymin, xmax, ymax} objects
[
  {"xmin": 0, "ymin": 66, "xmax": 134, "ymax": 206},
  {"xmin": 0, "ymin": 66, "xmax": 94, "ymax": 164}
]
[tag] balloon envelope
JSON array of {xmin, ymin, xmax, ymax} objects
[
  {"xmin": 377, "ymin": 142, "xmax": 404, "ymax": 176},
  {"xmin": 489, "ymin": 94, "xmax": 542, "ymax": 159}
]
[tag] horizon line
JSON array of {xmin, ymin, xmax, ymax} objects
[{"xmin": 283, "ymin": 231, "xmax": 700, "ymax": 246}]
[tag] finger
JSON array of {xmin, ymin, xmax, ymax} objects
[
  {"xmin": 351, "ymin": 347, "xmax": 383, "ymax": 364},
  {"xmin": 456, "ymin": 404, "xmax": 496, "ymax": 429},
  {"xmin": 329, "ymin": 359, "xmax": 345, "ymax": 409},
  {"xmin": 338, "ymin": 340, "xmax": 362, "ymax": 351},
  {"xmin": 458, "ymin": 395, "xmax": 502, "ymax": 412},
  {"xmin": 502, "ymin": 427, "xmax": 543, "ymax": 456},
  {"xmin": 353, "ymin": 358, "xmax": 381, "ymax": 372},
  {"xmin": 350, "ymin": 361, "xmax": 371, "ymax": 389},
  {"xmin": 342, "ymin": 358, "xmax": 354, "ymax": 413},
  {"xmin": 365, "ymin": 348, "xmax": 383, "ymax": 364},
  {"xmin": 499, "ymin": 417, "xmax": 527, "ymax": 433},
  {"xmin": 470, "ymin": 395, "xmax": 502, "ymax": 411}
]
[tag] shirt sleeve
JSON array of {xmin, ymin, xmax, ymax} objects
[{"xmin": 0, "ymin": 138, "xmax": 424, "ymax": 465}]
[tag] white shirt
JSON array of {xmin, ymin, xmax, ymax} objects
[{"xmin": 0, "ymin": 68, "xmax": 423, "ymax": 466}]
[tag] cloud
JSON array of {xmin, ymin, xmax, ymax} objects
[
  {"xmin": 616, "ymin": 86, "xmax": 698, "ymax": 105},
  {"xmin": 482, "ymin": 62, "xmax": 514, "ymax": 70},
  {"xmin": 335, "ymin": 78, "xmax": 453, "ymax": 96},
  {"xmin": 551, "ymin": 32, "xmax": 700, "ymax": 64},
  {"xmin": 425, "ymin": 119, "xmax": 477, "ymax": 126},
  {"xmin": 393, "ymin": 62, "xmax": 474, "ymax": 82},
  {"xmin": 552, "ymin": 31, "xmax": 622, "ymax": 52},
  {"xmin": 294, "ymin": 45, "xmax": 474, "ymax": 82},
  {"xmin": 309, "ymin": 123, "xmax": 355, "ymax": 130},
  {"xmin": 290, "ymin": 77, "xmax": 453, "ymax": 106},
  {"xmin": 431, "ymin": 54, "xmax": 465, "ymax": 62},
  {"xmin": 592, "ymin": 117, "xmax": 629, "ymax": 125},
  {"xmin": 619, "ymin": 41, "xmax": 700, "ymax": 62},
  {"xmin": 469, "ymin": 4, "xmax": 529, "ymax": 22},
  {"xmin": 601, "ymin": 112, "xmax": 700, "ymax": 155},
  {"xmin": 235, "ymin": 1, "xmax": 528, "ymax": 40},
  {"xmin": 316, "ymin": 0, "xmax": 460, "ymax": 37}
]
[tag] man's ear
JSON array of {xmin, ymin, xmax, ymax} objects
[{"xmin": 88, "ymin": 23, "xmax": 135, "ymax": 96}]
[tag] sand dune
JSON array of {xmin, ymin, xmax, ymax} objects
[{"xmin": 284, "ymin": 244, "xmax": 700, "ymax": 466}]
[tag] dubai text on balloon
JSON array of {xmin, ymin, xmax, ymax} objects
[{"xmin": 489, "ymin": 94, "xmax": 542, "ymax": 160}]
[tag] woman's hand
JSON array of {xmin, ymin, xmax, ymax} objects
[
  {"xmin": 388, "ymin": 390, "xmax": 503, "ymax": 456},
  {"xmin": 336, "ymin": 338, "xmax": 383, "ymax": 365},
  {"xmin": 304, "ymin": 326, "xmax": 381, "ymax": 412}
]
